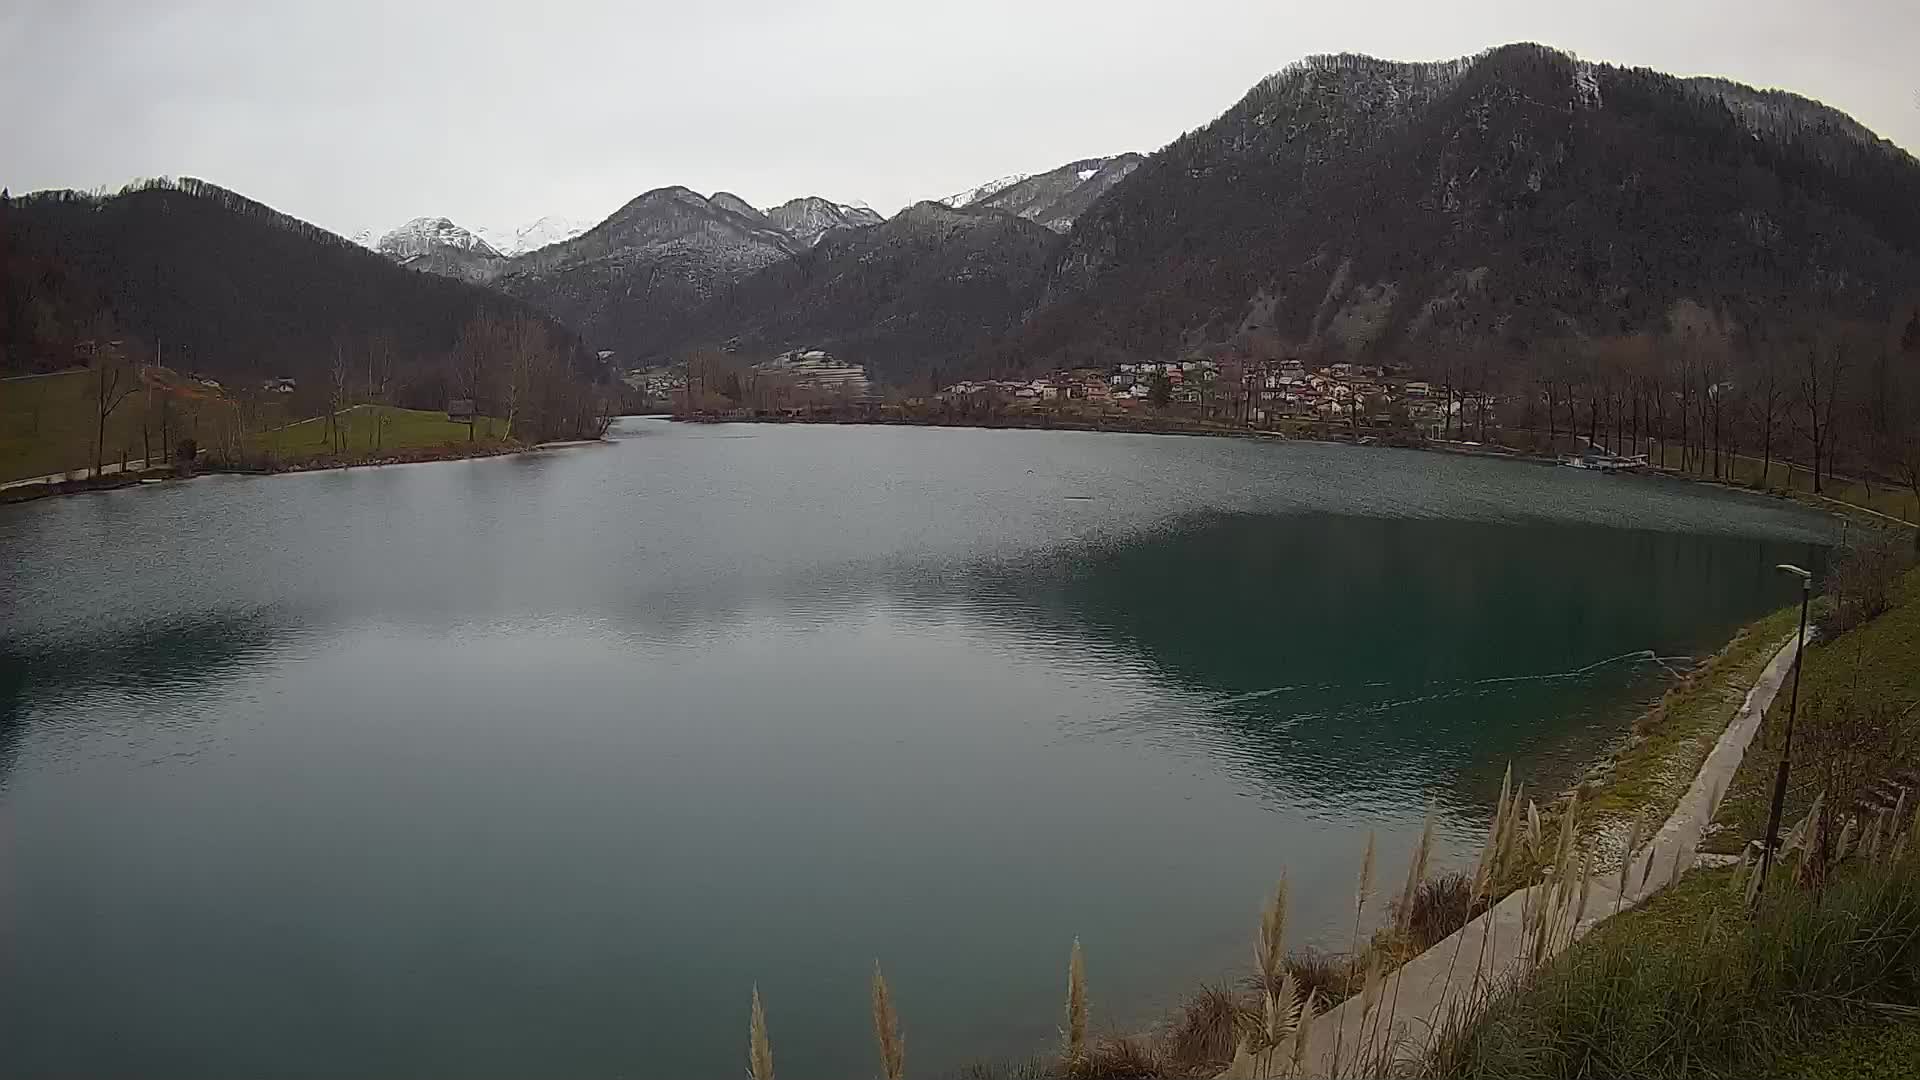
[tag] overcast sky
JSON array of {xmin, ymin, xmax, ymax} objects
[{"xmin": 3, "ymin": 0, "xmax": 1915, "ymax": 240}]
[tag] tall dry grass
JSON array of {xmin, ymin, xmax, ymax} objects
[
  {"xmin": 1329, "ymin": 830, "xmax": 1376, "ymax": 1076},
  {"xmin": 1375, "ymin": 801, "xmax": 1438, "ymax": 1070},
  {"xmin": 749, "ymin": 984, "xmax": 775, "ymax": 1080},
  {"xmin": 873, "ymin": 961, "xmax": 905, "ymax": 1080},
  {"xmin": 1065, "ymin": 938, "xmax": 1088, "ymax": 1065}
]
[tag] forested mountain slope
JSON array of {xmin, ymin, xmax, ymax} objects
[
  {"xmin": 998, "ymin": 44, "xmax": 1920, "ymax": 371},
  {"xmin": 1, "ymin": 179, "xmax": 587, "ymax": 398},
  {"xmin": 669, "ymin": 202, "xmax": 1063, "ymax": 381}
]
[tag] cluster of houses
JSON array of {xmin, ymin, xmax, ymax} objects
[
  {"xmin": 755, "ymin": 349, "xmax": 871, "ymax": 398},
  {"xmin": 938, "ymin": 358, "xmax": 1472, "ymax": 430},
  {"xmin": 622, "ymin": 350, "xmax": 875, "ymax": 406}
]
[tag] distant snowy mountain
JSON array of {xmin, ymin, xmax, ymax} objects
[
  {"xmin": 491, "ymin": 186, "xmax": 802, "ymax": 359},
  {"xmin": 491, "ymin": 187, "xmax": 886, "ymax": 361},
  {"xmin": 764, "ymin": 197, "xmax": 885, "ymax": 248},
  {"xmin": 474, "ymin": 215, "xmax": 595, "ymax": 258},
  {"xmin": 941, "ymin": 173, "xmax": 1029, "ymax": 209},
  {"xmin": 377, "ymin": 216, "xmax": 502, "ymax": 259},
  {"xmin": 950, "ymin": 155, "xmax": 1143, "ymax": 232},
  {"xmin": 675, "ymin": 200, "xmax": 1062, "ymax": 382},
  {"xmin": 372, "ymin": 217, "xmax": 505, "ymax": 283}
]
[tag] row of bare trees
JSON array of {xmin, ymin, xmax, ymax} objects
[
  {"xmin": 447, "ymin": 312, "xmax": 615, "ymax": 442},
  {"xmin": 1495, "ymin": 309, "xmax": 1920, "ymax": 513}
]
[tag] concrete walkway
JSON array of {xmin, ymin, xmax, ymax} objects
[
  {"xmin": 1, "ymin": 457, "xmax": 157, "ymax": 490},
  {"xmin": 1224, "ymin": 629, "xmax": 1804, "ymax": 1079}
]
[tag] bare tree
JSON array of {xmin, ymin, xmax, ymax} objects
[
  {"xmin": 88, "ymin": 337, "xmax": 138, "ymax": 477},
  {"xmin": 501, "ymin": 315, "xmax": 554, "ymax": 441},
  {"xmin": 451, "ymin": 314, "xmax": 504, "ymax": 440},
  {"xmin": 1748, "ymin": 341, "xmax": 1786, "ymax": 489},
  {"xmin": 365, "ymin": 331, "xmax": 395, "ymax": 451},
  {"xmin": 1796, "ymin": 329, "xmax": 1850, "ymax": 495},
  {"xmin": 327, "ymin": 337, "xmax": 352, "ymax": 455}
]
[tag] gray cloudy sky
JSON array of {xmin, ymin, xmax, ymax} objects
[{"xmin": 3, "ymin": 0, "xmax": 1915, "ymax": 239}]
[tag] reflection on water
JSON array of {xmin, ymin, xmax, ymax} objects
[
  {"xmin": 0, "ymin": 609, "xmax": 285, "ymax": 781},
  {"xmin": 0, "ymin": 422, "xmax": 1833, "ymax": 1079}
]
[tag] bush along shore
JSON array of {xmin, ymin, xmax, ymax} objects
[{"xmin": 729, "ymin": 531, "xmax": 1914, "ymax": 1080}]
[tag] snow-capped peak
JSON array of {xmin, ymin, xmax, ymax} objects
[
  {"xmin": 376, "ymin": 217, "xmax": 502, "ymax": 259},
  {"xmin": 941, "ymin": 173, "xmax": 1029, "ymax": 208},
  {"xmin": 474, "ymin": 215, "xmax": 595, "ymax": 258},
  {"xmin": 765, "ymin": 196, "xmax": 883, "ymax": 248}
]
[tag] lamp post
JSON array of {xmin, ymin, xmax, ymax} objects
[{"xmin": 1755, "ymin": 562, "xmax": 1813, "ymax": 898}]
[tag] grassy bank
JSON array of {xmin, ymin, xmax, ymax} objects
[
  {"xmin": 0, "ymin": 365, "xmax": 523, "ymax": 484},
  {"xmin": 1704, "ymin": 563, "xmax": 1920, "ymax": 856},
  {"xmin": 1429, "ymin": 554, "xmax": 1920, "ymax": 1080},
  {"xmin": 1429, "ymin": 855, "xmax": 1920, "ymax": 1080},
  {"xmin": 1577, "ymin": 608, "xmax": 1798, "ymax": 834},
  {"xmin": 2, "ymin": 394, "xmax": 534, "ymax": 504},
  {"xmin": 1, "ymin": 368, "xmax": 230, "ymax": 482},
  {"xmin": 1645, "ymin": 444, "xmax": 1920, "ymax": 525}
]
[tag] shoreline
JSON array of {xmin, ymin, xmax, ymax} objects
[
  {"xmin": 684, "ymin": 411, "xmax": 1917, "ymax": 529},
  {"xmin": 0, "ymin": 438, "xmax": 602, "ymax": 506}
]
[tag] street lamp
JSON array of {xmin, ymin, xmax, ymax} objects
[{"xmin": 1755, "ymin": 562, "xmax": 1813, "ymax": 898}]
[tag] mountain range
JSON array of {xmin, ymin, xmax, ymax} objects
[
  {"xmin": 8, "ymin": 43, "xmax": 1919, "ymax": 395},
  {"xmin": 348, "ymin": 45, "xmax": 1920, "ymax": 387}
]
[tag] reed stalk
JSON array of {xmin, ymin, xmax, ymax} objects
[
  {"xmin": 871, "ymin": 961, "xmax": 904, "ymax": 1080},
  {"xmin": 1377, "ymin": 802, "xmax": 1435, "ymax": 1071},
  {"xmin": 749, "ymin": 985, "xmax": 774, "ymax": 1080},
  {"xmin": 1331, "ymin": 832, "xmax": 1374, "ymax": 1078},
  {"xmin": 1615, "ymin": 815, "xmax": 1643, "ymax": 916},
  {"xmin": 1290, "ymin": 989, "xmax": 1318, "ymax": 1078},
  {"xmin": 1065, "ymin": 938, "xmax": 1087, "ymax": 1065}
]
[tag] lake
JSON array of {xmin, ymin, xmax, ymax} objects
[{"xmin": 0, "ymin": 420, "xmax": 1835, "ymax": 1078}]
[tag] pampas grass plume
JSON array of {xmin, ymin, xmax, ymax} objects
[{"xmin": 871, "ymin": 962, "xmax": 904, "ymax": 1080}]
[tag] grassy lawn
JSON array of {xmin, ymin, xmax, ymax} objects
[
  {"xmin": 1646, "ymin": 444, "xmax": 1920, "ymax": 524},
  {"xmin": 1704, "ymin": 565, "xmax": 1920, "ymax": 855},
  {"xmin": 247, "ymin": 404, "xmax": 509, "ymax": 462},
  {"xmin": 1, "ymin": 368, "xmax": 230, "ymax": 483},
  {"xmin": 2, "ymin": 372, "xmax": 508, "ymax": 480}
]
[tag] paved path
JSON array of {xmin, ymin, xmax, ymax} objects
[
  {"xmin": 1224, "ymin": 630, "xmax": 1804, "ymax": 1078},
  {"xmin": 1, "ymin": 458, "xmax": 157, "ymax": 490}
]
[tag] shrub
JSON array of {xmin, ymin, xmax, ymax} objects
[
  {"xmin": 1799, "ymin": 691, "xmax": 1901, "ymax": 826},
  {"xmin": 1163, "ymin": 984, "xmax": 1250, "ymax": 1070},
  {"xmin": 1281, "ymin": 947, "xmax": 1355, "ymax": 1005},
  {"xmin": 1073, "ymin": 1035, "xmax": 1165, "ymax": 1079},
  {"xmin": 1817, "ymin": 535, "xmax": 1907, "ymax": 636},
  {"xmin": 1393, "ymin": 871, "xmax": 1490, "ymax": 951}
]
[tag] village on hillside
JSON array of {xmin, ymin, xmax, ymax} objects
[
  {"xmin": 631, "ymin": 349, "xmax": 1495, "ymax": 440},
  {"xmin": 934, "ymin": 357, "xmax": 1470, "ymax": 433}
]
